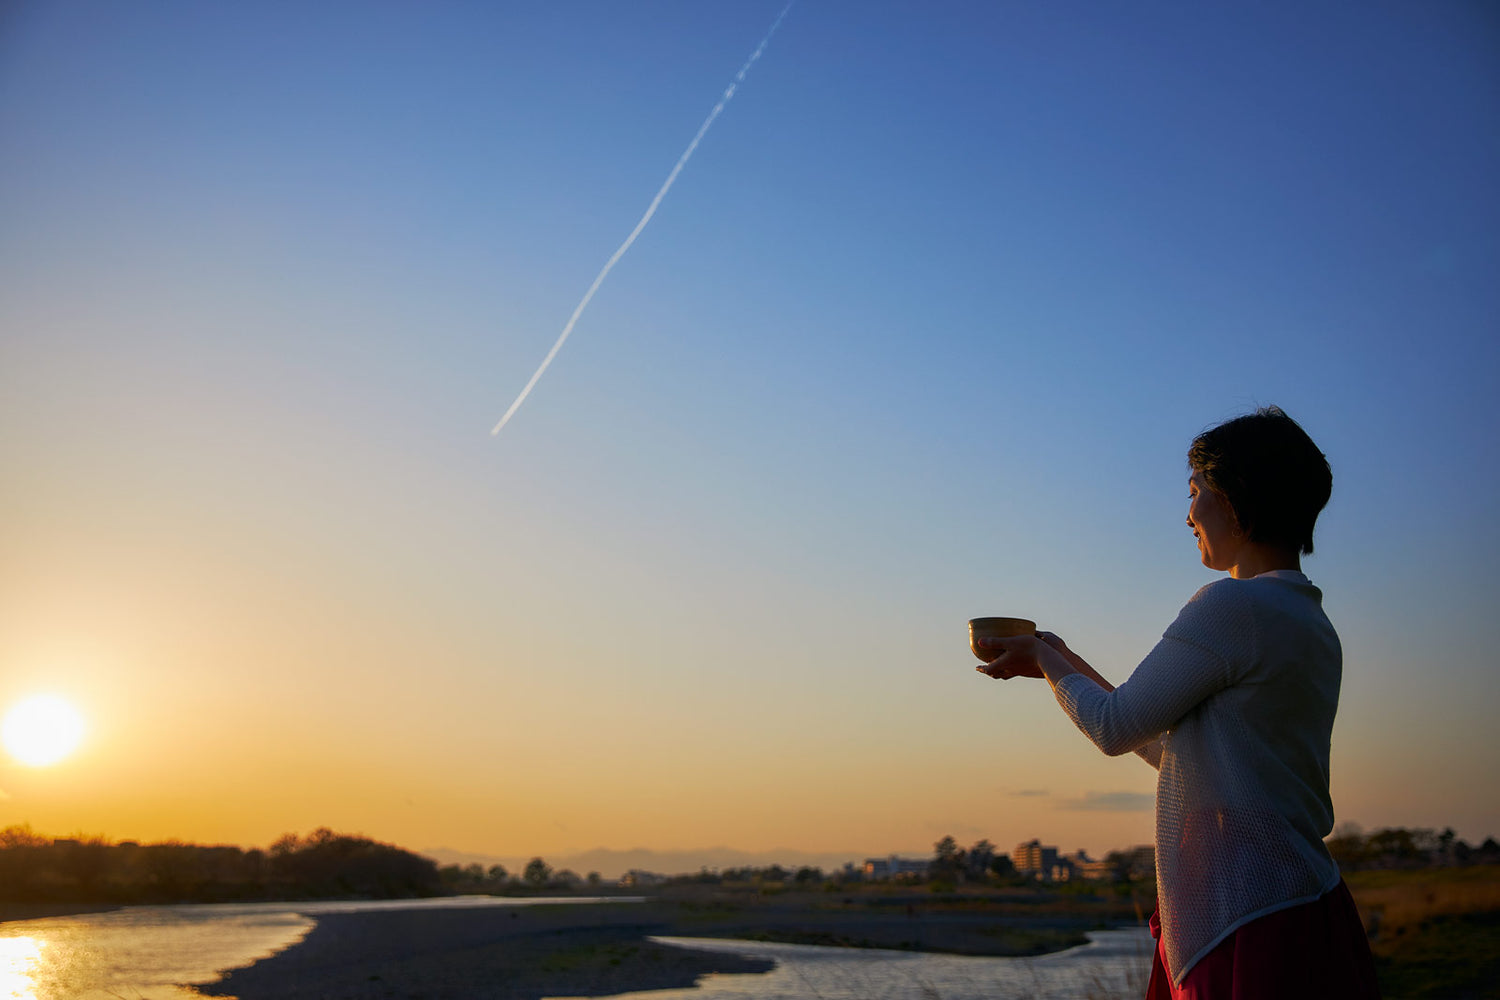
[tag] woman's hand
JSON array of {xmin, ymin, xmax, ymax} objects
[
  {"xmin": 975, "ymin": 633, "xmax": 1047, "ymax": 679},
  {"xmin": 1036, "ymin": 631, "xmax": 1070, "ymax": 654}
]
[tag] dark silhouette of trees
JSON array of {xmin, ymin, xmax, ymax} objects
[
  {"xmin": 8, "ymin": 821, "xmax": 1489, "ymax": 907},
  {"xmin": 0, "ymin": 824, "xmax": 48, "ymax": 848},
  {"xmin": 0, "ymin": 826, "xmax": 440, "ymax": 904},
  {"xmin": 989, "ymin": 852, "xmax": 1017, "ymax": 879},
  {"xmin": 523, "ymin": 857, "xmax": 553, "ymax": 886},
  {"xmin": 929, "ymin": 835, "xmax": 964, "ymax": 883},
  {"xmin": 266, "ymin": 828, "xmax": 440, "ymax": 898},
  {"xmin": 793, "ymin": 866, "xmax": 823, "ymax": 885},
  {"xmin": 1327, "ymin": 824, "xmax": 1500, "ymax": 871},
  {"xmin": 965, "ymin": 840, "xmax": 996, "ymax": 882},
  {"xmin": 929, "ymin": 836, "xmax": 1005, "ymax": 884}
]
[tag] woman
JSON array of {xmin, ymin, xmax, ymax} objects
[{"xmin": 976, "ymin": 407, "xmax": 1379, "ymax": 999}]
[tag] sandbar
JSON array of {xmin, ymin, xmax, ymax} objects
[{"xmin": 199, "ymin": 894, "xmax": 1130, "ymax": 999}]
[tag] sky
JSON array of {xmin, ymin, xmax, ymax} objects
[{"xmin": 1, "ymin": 0, "xmax": 1497, "ymax": 876}]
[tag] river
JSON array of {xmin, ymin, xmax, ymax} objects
[{"xmin": 0, "ymin": 897, "xmax": 1152, "ymax": 1000}]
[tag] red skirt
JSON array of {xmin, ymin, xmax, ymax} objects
[{"xmin": 1144, "ymin": 880, "xmax": 1381, "ymax": 999}]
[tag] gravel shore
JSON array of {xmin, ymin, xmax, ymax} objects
[
  {"xmin": 199, "ymin": 902, "xmax": 774, "ymax": 1000},
  {"xmin": 199, "ymin": 894, "xmax": 1129, "ymax": 999}
]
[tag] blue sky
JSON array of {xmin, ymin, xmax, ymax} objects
[{"xmin": 1, "ymin": 1, "xmax": 1496, "ymax": 864}]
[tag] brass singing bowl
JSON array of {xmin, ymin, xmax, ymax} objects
[{"xmin": 969, "ymin": 617, "xmax": 1037, "ymax": 661}]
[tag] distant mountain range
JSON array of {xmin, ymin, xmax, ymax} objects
[{"xmin": 419, "ymin": 845, "xmax": 904, "ymax": 881}]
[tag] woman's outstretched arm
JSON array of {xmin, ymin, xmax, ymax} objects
[
  {"xmin": 982, "ymin": 584, "xmax": 1249, "ymax": 763},
  {"xmin": 976, "ymin": 631, "xmax": 1164, "ymax": 769},
  {"xmin": 1032, "ymin": 633, "xmax": 1165, "ymax": 769}
]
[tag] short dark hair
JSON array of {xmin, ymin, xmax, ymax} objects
[{"xmin": 1188, "ymin": 406, "xmax": 1332, "ymax": 556}]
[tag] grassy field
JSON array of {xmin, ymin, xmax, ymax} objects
[{"xmin": 1345, "ymin": 865, "xmax": 1500, "ymax": 1000}]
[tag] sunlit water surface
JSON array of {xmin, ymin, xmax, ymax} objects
[
  {"xmin": 0, "ymin": 899, "xmax": 1150, "ymax": 1000},
  {"xmin": 548, "ymin": 928, "xmax": 1155, "ymax": 1000},
  {"xmin": 0, "ymin": 904, "xmax": 311, "ymax": 1000},
  {"xmin": 0, "ymin": 897, "xmax": 630, "ymax": 1000}
]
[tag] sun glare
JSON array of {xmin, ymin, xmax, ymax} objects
[
  {"xmin": 0, "ymin": 936, "xmax": 43, "ymax": 997},
  {"xmin": 2, "ymin": 695, "xmax": 86, "ymax": 767}
]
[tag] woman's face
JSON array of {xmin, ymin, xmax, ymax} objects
[{"xmin": 1187, "ymin": 470, "xmax": 1242, "ymax": 571}]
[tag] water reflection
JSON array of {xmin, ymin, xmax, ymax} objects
[
  {"xmin": 1, "ymin": 900, "xmax": 1148, "ymax": 1000},
  {"xmin": 0, "ymin": 897, "xmax": 629, "ymax": 1000},
  {"xmin": 545, "ymin": 928, "xmax": 1154, "ymax": 1000},
  {"xmin": 0, "ymin": 907, "xmax": 312, "ymax": 1000},
  {"xmin": 1, "ymin": 936, "xmax": 43, "ymax": 1000}
]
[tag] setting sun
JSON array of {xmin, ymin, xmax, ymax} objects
[{"xmin": 2, "ymin": 695, "xmax": 86, "ymax": 767}]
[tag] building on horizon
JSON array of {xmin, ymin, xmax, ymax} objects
[
  {"xmin": 1013, "ymin": 841, "xmax": 1120, "ymax": 881},
  {"xmin": 618, "ymin": 869, "xmax": 665, "ymax": 888},
  {"xmin": 861, "ymin": 855, "xmax": 929, "ymax": 881},
  {"xmin": 1054, "ymin": 849, "xmax": 1114, "ymax": 882},
  {"xmin": 1012, "ymin": 839, "xmax": 1058, "ymax": 878}
]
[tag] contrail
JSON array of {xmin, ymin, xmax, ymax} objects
[{"xmin": 491, "ymin": 2, "xmax": 795, "ymax": 437}]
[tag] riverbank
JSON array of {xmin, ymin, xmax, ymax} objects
[
  {"xmin": 0, "ymin": 901, "xmax": 120, "ymax": 923},
  {"xmin": 202, "ymin": 891, "xmax": 1142, "ymax": 999},
  {"xmin": 199, "ymin": 902, "xmax": 772, "ymax": 1000}
]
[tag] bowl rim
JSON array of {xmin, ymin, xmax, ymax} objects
[{"xmin": 968, "ymin": 616, "xmax": 1037, "ymax": 629}]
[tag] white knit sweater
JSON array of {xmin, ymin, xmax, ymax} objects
[{"xmin": 1054, "ymin": 570, "xmax": 1343, "ymax": 983}]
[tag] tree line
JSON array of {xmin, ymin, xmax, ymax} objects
[
  {"xmin": 435, "ymin": 856, "xmax": 608, "ymax": 892},
  {"xmin": 640, "ymin": 837, "xmax": 1154, "ymax": 889},
  {"xmin": 1326, "ymin": 824, "xmax": 1500, "ymax": 871},
  {"xmin": 617, "ymin": 826, "xmax": 1498, "ymax": 891},
  {"xmin": 0, "ymin": 825, "xmax": 443, "ymax": 904},
  {"xmin": 4, "ymin": 822, "xmax": 1489, "ymax": 906}
]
